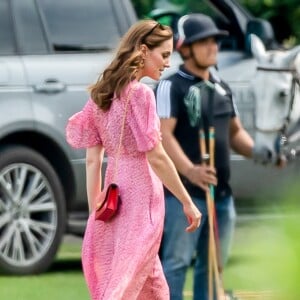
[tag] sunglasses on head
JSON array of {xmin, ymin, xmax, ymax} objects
[{"xmin": 141, "ymin": 22, "xmax": 164, "ymax": 44}]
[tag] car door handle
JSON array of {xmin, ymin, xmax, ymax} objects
[{"xmin": 34, "ymin": 79, "xmax": 66, "ymax": 94}]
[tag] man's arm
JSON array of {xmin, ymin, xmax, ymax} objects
[
  {"xmin": 230, "ymin": 116, "xmax": 286, "ymax": 167},
  {"xmin": 229, "ymin": 116, "xmax": 254, "ymax": 158},
  {"xmin": 160, "ymin": 118, "xmax": 194, "ymax": 176},
  {"xmin": 160, "ymin": 118, "xmax": 217, "ymax": 192}
]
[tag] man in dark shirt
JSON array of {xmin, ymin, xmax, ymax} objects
[{"xmin": 155, "ymin": 13, "xmax": 270, "ymax": 300}]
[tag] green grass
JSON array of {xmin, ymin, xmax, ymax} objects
[
  {"xmin": 184, "ymin": 217, "xmax": 288, "ymax": 298},
  {"xmin": 185, "ymin": 214, "xmax": 300, "ymax": 300},
  {"xmin": 0, "ymin": 241, "xmax": 89, "ymax": 300},
  {"xmin": 1, "ymin": 214, "xmax": 299, "ymax": 300}
]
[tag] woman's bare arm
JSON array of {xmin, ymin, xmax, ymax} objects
[
  {"xmin": 86, "ymin": 145, "xmax": 105, "ymax": 212},
  {"xmin": 146, "ymin": 142, "xmax": 201, "ymax": 232}
]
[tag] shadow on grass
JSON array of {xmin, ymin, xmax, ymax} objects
[
  {"xmin": 48, "ymin": 258, "xmax": 83, "ymax": 273},
  {"xmin": 0, "ymin": 258, "xmax": 82, "ymax": 276},
  {"xmin": 226, "ymin": 254, "xmax": 257, "ymax": 267}
]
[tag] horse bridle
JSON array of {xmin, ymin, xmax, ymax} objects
[
  {"xmin": 255, "ymin": 66, "xmax": 300, "ymax": 134},
  {"xmin": 255, "ymin": 66, "xmax": 300, "ymax": 158}
]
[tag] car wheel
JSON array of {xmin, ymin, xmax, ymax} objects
[{"xmin": 0, "ymin": 145, "xmax": 66, "ymax": 275}]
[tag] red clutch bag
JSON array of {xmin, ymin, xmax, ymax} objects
[{"xmin": 95, "ymin": 183, "xmax": 121, "ymax": 222}]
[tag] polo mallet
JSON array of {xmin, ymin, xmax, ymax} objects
[{"xmin": 198, "ymin": 81, "xmax": 225, "ymax": 300}]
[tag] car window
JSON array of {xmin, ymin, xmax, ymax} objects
[
  {"xmin": 0, "ymin": 0, "xmax": 16, "ymax": 55},
  {"xmin": 39, "ymin": 0, "xmax": 121, "ymax": 52},
  {"xmin": 13, "ymin": 0, "xmax": 48, "ymax": 54}
]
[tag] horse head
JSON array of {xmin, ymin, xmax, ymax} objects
[{"xmin": 250, "ymin": 34, "xmax": 300, "ymax": 162}]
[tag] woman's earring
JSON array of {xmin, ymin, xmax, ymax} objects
[{"xmin": 140, "ymin": 58, "xmax": 145, "ymax": 69}]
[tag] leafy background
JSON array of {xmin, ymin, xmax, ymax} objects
[{"xmin": 131, "ymin": 0, "xmax": 300, "ymax": 46}]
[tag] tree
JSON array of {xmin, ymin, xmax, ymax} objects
[
  {"xmin": 240, "ymin": 0, "xmax": 300, "ymax": 46},
  {"xmin": 131, "ymin": 0, "xmax": 300, "ymax": 46}
]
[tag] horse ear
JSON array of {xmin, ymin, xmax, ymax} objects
[
  {"xmin": 250, "ymin": 34, "xmax": 267, "ymax": 63},
  {"xmin": 281, "ymin": 45, "xmax": 300, "ymax": 68}
]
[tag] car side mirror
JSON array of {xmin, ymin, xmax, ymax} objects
[{"xmin": 245, "ymin": 18, "xmax": 278, "ymax": 54}]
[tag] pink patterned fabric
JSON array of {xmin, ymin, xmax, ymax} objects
[{"xmin": 66, "ymin": 80, "xmax": 169, "ymax": 300}]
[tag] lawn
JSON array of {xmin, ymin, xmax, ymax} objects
[
  {"xmin": 0, "ymin": 241, "xmax": 88, "ymax": 300},
  {"xmin": 1, "ymin": 214, "xmax": 299, "ymax": 300}
]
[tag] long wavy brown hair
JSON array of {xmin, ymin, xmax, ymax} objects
[{"xmin": 89, "ymin": 20, "xmax": 173, "ymax": 111}]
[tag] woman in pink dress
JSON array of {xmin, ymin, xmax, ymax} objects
[{"xmin": 66, "ymin": 20, "xmax": 201, "ymax": 300}]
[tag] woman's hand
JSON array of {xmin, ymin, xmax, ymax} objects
[{"xmin": 183, "ymin": 202, "xmax": 202, "ymax": 233}]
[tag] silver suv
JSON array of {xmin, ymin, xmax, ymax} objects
[{"xmin": 0, "ymin": 0, "xmax": 137, "ymax": 275}]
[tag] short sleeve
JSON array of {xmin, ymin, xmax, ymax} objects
[
  {"xmin": 219, "ymin": 80, "xmax": 238, "ymax": 118},
  {"xmin": 230, "ymin": 90, "xmax": 239, "ymax": 118},
  {"xmin": 129, "ymin": 84, "xmax": 161, "ymax": 152},
  {"xmin": 66, "ymin": 98, "xmax": 102, "ymax": 149},
  {"xmin": 155, "ymin": 79, "xmax": 180, "ymax": 118}
]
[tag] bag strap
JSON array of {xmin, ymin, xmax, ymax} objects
[{"xmin": 112, "ymin": 83, "xmax": 136, "ymax": 182}]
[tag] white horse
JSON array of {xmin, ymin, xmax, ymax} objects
[{"xmin": 250, "ymin": 34, "xmax": 300, "ymax": 162}]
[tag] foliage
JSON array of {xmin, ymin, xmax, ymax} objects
[
  {"xmin": 131, "ymin": 0, "xmax": 156, "ymax": 18},
  {"xmin": 240, "ymin": 0, "xmax": 300, "ymax": 46},
  {"xmin": 131, "ymin": 0, "xmax": 300, "ymax": 46}
]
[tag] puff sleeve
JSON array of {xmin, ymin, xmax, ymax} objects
[
  {"xmin": 129, "ymin": 84, "xmax": 161, "ymax": 152},
  {"xmin": 66, "ymin": 98, "xmax": 102, "ymax": 149}
]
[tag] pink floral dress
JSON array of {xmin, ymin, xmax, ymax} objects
[{"xmin": 66, "ymin": 80, "xmax": 169, "ymax": 300}]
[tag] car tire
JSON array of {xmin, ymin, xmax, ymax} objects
[{"xmin": 0, "ymin": 145, "xmax": 66, "ymax": 275}]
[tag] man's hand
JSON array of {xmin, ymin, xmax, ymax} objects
[
  {"xmin": 252, "ymin": 144, "xmax": 273, "ymax": 165},
  {"xmin": 186, "ymin": 164, "xmax": 217, "ymax": 192}
]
